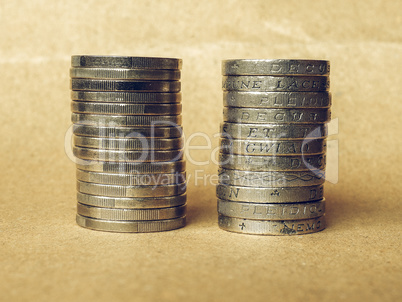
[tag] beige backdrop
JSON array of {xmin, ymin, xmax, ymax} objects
[{"xmin": 1, "ymin": 1, "xmax": 401, "ymax": 301}]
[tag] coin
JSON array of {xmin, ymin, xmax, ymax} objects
[
  {"xmin": 71, "ymin": 79, "xmax": 181, "ymax": 92},
  {"xmin": 220, "ymin": 138, "xmax": 326, "ymax": 155},
  {"xmin": 76, "ymin": 160, "xmax": 186, "ymax": 174},
  {"xmin": 76, "ymin": 214, "xmax": 186, "ymax": 233},
  {"xmin": 218, "ymin": 214, "xmax": 325, "ymax": 235},
  {"xmin": 223, "ymin": 91, "xmax": 331, "ymax": 108},
  {"xmin": 221, "ymin": 122, "xmax": 328, "ymax": 140},
  {"xmin": 71, "ymin": 91, "xmax": 181, "ymax": 103},
  {"xmin": 77, "ymin": 192, "xmax": 187, "ymax": 209},
  {"xmin": 222, "ymin": 75, "xmax": 329, "ymax": 92},
  {"xmin": 76, "ymin": 170, "xmax": 186, "ymax": 186},
  {"xmin": 71, "ymin": 101, "xmax": 182, "ymax": 115},
  {"xmin": 73, "ymin": 146, "xmax": 183, "ymax": 162},
  {"xmin": 217, "ymin": 199, "xmax": 325, "ymax": 220},
  {"xmin": 219, "ymin": 153, "xmax": 326, "ymax": 171},
  {"xmin": 72, "ymin": 56, "xmax": 182, "ymax": 70},
  {"xmin": 77, "ymin": 203, "xmax": 186, "ymax": 221},
  {"xmin": 73, "ymin": 124, "xmax": 183, "ymax": 138},
  {"xmin": 71, "ymin": 113, "xmax": 181, "ymax": 127},
  {"xmin": 73, "ymin": 136, "xmax": 184, "ymax": 150},
  {"xmin": 222, "ymin": 59, "xmax": 330, "ymax": 76},
  {"xmin": 70, "ymin": 67, "xmax": 181, "ymax": 80},
  {"xmin": 218, "ymin": 168, "xmax": 325, "ymax": 187},
  {"xmin": 216, "ymin": 184, "xmax": 324, "ymax": 203},
  {"xmin": 223, "ymin": 107, "xmax": 331, "ymax": 123},
  {"xmin": 77, "ymin": 181, "xmax": 187, "ymax": 198}
]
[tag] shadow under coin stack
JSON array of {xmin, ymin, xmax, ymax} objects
[
  {"xmin": 70, "ymin": 55, "xmax": 186, "ymax": 232},
  {"xmin": 217, "ymin": 59, "xmax": 331, "ymax": 235}
]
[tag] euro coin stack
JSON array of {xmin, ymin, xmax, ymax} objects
[
  {"xmin": 70, "ymin": 55, "xmax": 186, "ymax": 233},
  {"xmin": 217, "ymin": 59, "xmax": 331, "ymax": 235}
]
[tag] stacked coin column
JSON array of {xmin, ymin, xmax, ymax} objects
[
  {"xmin": 217, "ymin": 59, "xmax": 331, "ymax": 235},
  {"xmin": 70, "ymin": 56, "xmax": 186, "ymax": 233}
]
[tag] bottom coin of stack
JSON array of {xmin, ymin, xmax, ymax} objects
[
  {"xmin": 75, "ymin": 162, "xmax": 187, "ymax": 232},
  {"xmin": 217, "ymin": 198, "xmax": 325, "ymax": 235}
]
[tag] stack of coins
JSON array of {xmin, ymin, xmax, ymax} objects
[
  {"xmin": 217, "ymin": 59, "xmax": 331, "ymax": 235},
  {"xmin": 70, "ymin": 55, "xmax": 186, "ymax": 233}
]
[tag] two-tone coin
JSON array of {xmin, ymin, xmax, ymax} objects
[
  {"xmin": 71, "ymin": 101, "xmax": 182, "ymax": 115},
  {"xmin": 76, "ymin": 214, "xmax": 186, "ymax": 233},
  {"xmin": 77, "ymin": 192, "xmax": 187, "ymax": 209},
  {"xmin": 73, "ymin": 136, "xmax": 184, "ymax": 150},
  {"xmin": 73, "ymin": 146, "xmax": 183, "ymax": 162},
  {"xmin": 71, "ymin": 91, "xmax": 181, "ymax": 103},
  {"xmin": 71, "ymin": 68, "xmax": 181, "ymax": 80},
  {"xmin": 77, "ymin": 203, "xmax": 186, "ymax": 221},
  {"xmin": 76, "ymin": 170, "xmax": 186, "ymax": 186},
  {"xmin": 77, "ymin": 181, "xmax": 187, "ymax": 198},
  {"xmin": 73, "ymin": 124, "xmax": 183, "ymax": 138},
  {"xmin": 72, "ymin": 113, "xmax": 182, "ymax": 127},
  {"xmin": 72, "ymin": 55, "xmax": 182, "ymax": 70},
  {"xmin": 76, "ymin": 160, "xmax": 186, "ymax": 174}
]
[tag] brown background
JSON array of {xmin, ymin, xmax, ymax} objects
[{"xmin": 0, "ymin": 0, "xmax": 401, "ymax": 301}]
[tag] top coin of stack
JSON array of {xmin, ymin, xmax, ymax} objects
[
  {"xmin": 70, "ymin": 55, "xmax": 186, "ymax": 233},
  {"xmin": 218, "ymin": 59, "xmax": 331, "ymax": 235}
]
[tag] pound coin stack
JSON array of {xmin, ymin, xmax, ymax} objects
[
  {"xmin": 70, "ymin": 55, "xmax": 186, "ymax": 232},
  {"xmin": 218, "ymin": 59, "xmax": 331, "ymax": 235}
]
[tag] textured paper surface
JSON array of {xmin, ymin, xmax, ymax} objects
[{"xmin": 0, "ymin": 1, "xmax": 401, "ymax": 301}]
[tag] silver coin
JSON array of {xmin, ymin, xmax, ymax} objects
[
  {"xmin": 223, "ymin": 107, "xmax": 331, "ymax": 123},
  {"xmin": 73, "ymin": 136, "xmax": 184, "ymax": 150},
  {"xmin": 216, "ymin": 184, "xmax": 324, "ymax": 203},
  {"xmin": 220, "ymin": 138, "xmax": 326, "ymax": 155},
  {"xmin": 71, "ymin": 113, "xmax": 181, "ymax": 127},
  {"xmin": 77, "ymin": 203, "xmax": 186, "ymax": 221},
  {"xmin": 218, "ymin": 168, "xmax": 325, "ymax": 187},
  {"xmin": 71, "ymin": 91, "xmax": 181, "ymax": 103},
  {"xmin": 76, "ymin": 214, "xmax": 186, "ymax": 233},
  {"xmin": 71, "ymin": 56, "xmax": 182, "ymax": 70},
  {"xmin": 76, "ymin": 160, "xmax": 186, "ymax": 174},
  {"xmin": 221, "ymin": 122, "xmax": 328, "ymax": 140},
  {"xmin": 222, "ymin": 75, "xmax": 329, "ymax": 92},
  {"xmin": 223, "ymin": 91, "xmax": 331, "ymax": 108},
  {"xmin": 218, "ymin": 214, "xmax": 325, "ymax": 235},
  {"xmin": 73, "ymin": 124, "xmax": 183, "ymax": 138},
  {"xmin": 77, "ymin": 192, "xmax": 187, "ymax": 209},
  {"xmin": 217, "ymin": 199, "xmax": 325, "ymax": 220},
  {"xmin": 222, "ymin": 59, "xmax": 330, "ymax": 75},
  {"xmin": 71, "ymin": 101, "xmax": 182, "ymax": 115},
  {"xmin": 73, "ymin": 146, "xmax": 183, "ymax": 162},
  {"xmin": 219, "ymin": 153, "xmax": 326, "ymax": 171},
  {"xmin": 77, "ymin": 180, "xmax": 187, "ymax": 198},
  {"xmin": 76, "ymin": 170, "xmax": 186, "ymax": 186},
  {"xmin": 71, "ymin": 79, "xmax": 180, "ymax": 92},
  {"xmin": 70, "ymin": 67, "xmax": 181, "ymax": 80}
]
